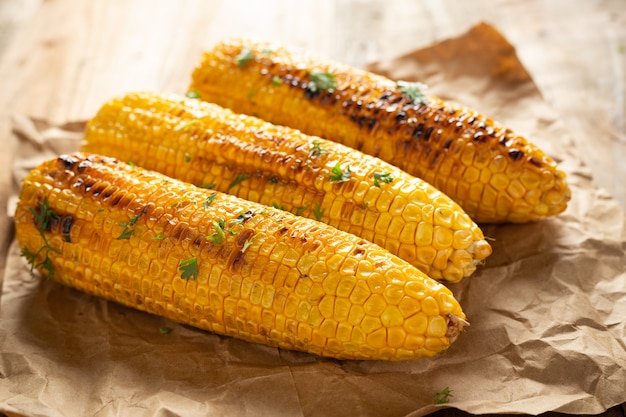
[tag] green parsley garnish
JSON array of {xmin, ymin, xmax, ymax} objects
[
  {"xmin": 152, "ymin": 232, "xmax": 166, "ymax": 241},
  {"xmin": 30, "ymin": 197, "xmax": 55, "ymax": 232},
  {"xmin": 272, "ymin": 75, "xmax": 282, "ymax": 86},
  {"xmin": 178, "ymin": 257, "xmax": 199, "ymax": 280},
  {"xmin": 373, "ymin": 172, "xmax": 394, "ymax": 188},
  {"xmin": 272, "ymin": 203, "xmax": 286, "ymax": 211},
  {"xmin": 231, "ymin": 211, "xmax": 254, "ymax": 225},
  {"xmin": 174, "ymin": 119, "xmax": 200, "ymax": 131},
  {"xmin": 159, "ymin": 326, "xmax": 172, "ymax": 334},
  {"xmin": 361, "ymin": 202, "xmax": 369, "ymax": 210},
  {"xmin": 127, "ymin": 161, "xmax": 137, "ymax": 167},
  {"xmin": 308, "ymin": 71, "xmax": 336, "ymax": 93},
  {"xmin": 203, "ymin": 193, "xmax": 218, "ymax": 208},
  {"xmin": 329, "ymin": 162, "xmax": 351, "ymax": 183},
  {"xmin": 434, "ymin": 387, "xmax": 452, "ymax": 404},
  {"xmin": 242, "ymin": 237, "xmax": 254, "ymax": 253},
  {"xmin": 206, "ymin": 219, "xmax": 226, "ymax": 245},
  {"xmin": 199, "ymin": 183, "xmax": 216, "ymax": 189},
  {"xmin": 228, "ymin": 174, "xmax": 250, "ymax": 189},
  {"xmin": 21, "ymin": 247, "xmax": 55, "ymax": 279},
  {"xmin": 236, "ymin": 47, "xmax": 254, "ymax": 68},
  {"xmin": 184, "ymin": 153, "xmax": 191, "ymax": 163},
  {"xmin": 308, "ymin": 141, "xmax": 327, "ymax": 158},
  {"xmin": 295, "ymin": 205, "xmax": 309, "ymax": 215},
  {"xmin": 117, "ymin": 215, "xmax": 139, "ymax": 240},
  {"xmin": 117, "ymin": 227, "xmax": 134, "ymax": 240},
  {"xmin": 312, "ymin": 202, "xmax": 325, "ymax": 221},
  {"xmin": 396, "ymin": 80, "xmax": 428, "ymax": 104},
  {"xmin": 185, "ymin": 90, "xmax": 200, "ymax": 99}
]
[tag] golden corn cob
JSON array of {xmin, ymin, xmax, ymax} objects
[
  {"xmin": 15, "ymin": 153, "xmax": 467, "ymax": 361},
  {"xmin": 189, "ymin": 38, "xmax": 571, "ymax": 224},
  {"xmin": 82, "ymin": 91, "xmax": 492, "ymax": 283}
]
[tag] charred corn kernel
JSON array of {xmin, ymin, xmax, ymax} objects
[
  {"xmin": 190, "ymin": 38, "xmax": 571, "ymax": 223},
  {"xmin": 16, "ymin": 153, "xmax": 467, "ymax": 361},
  {"xmin": 83, "ymin": 92, "xmax": 490, "ymax": 283}
]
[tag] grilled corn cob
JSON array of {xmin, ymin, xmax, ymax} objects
[
  {"xmin": 15, "ymin": 153, "xmax": 467, "ymax": 361},
  {"xmin": 82, "ymin": 91, "xmax": 492, "ymax": 282},
  {"xmin": 189, "ymin": 38, "xmax": 571, "ymax": 224}
]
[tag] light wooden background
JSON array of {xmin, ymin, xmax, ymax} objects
[{"xmin": 0, "ymin": 0, "xmax": 624, "ymax": 416}]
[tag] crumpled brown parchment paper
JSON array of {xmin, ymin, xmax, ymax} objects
[{"xmin": 1, "ymin": 23, "xmax": 625, "ymax": 417}]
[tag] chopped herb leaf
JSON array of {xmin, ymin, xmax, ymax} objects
[
  {"xmin": 203, "ymin": 193, "xmax": 218, "ymax": 208},
  {"xmin": 373, "ymin": 172, "xmax": 394, "ymax": 188},
  {"xmin": 199, "ymin": 183, "xmax": 216, "ymax": 189},
  {"xmin": 434, "ymin": 387, "xmax": 452, "ymax": 404},
  {"xmin": 160, "ymin": 327, "xmax": 172, "ymax": 334},
  {"xmin": 308, "ymin": 141, "xmax": 327, "ymax": 158},
  {"xmin": 236, "ymin": 47, "xmax": 254, "ymax": 68},
  {"xmin": 329, "ymin": 162, "xmax": 351, "ymax": 183},
  {"xmin": 40, "ymin": 256, "xmax": 55, "ymax": 278},
  {"xmin": 184, "ymin": 153, "xmax": 191, "ymax": 163},
  {"xmin": 272, "ymin": 203, "xmax": 286, "ymax": 211},
  {"xmin": 361, "ymin": 202, "xmax": 369, "ymax": 210},
  {"xmin": 396, "ymin": 80, "xmax": 428, "ymax": 104},
  {"xmin": 295, "ymin": 205, "xmax": 309, "ymax": 215},
  {"xmin": 129, "ymin": 215, "xmax": 140, "ymax": 226},
  {"xmin": 186, "ymin": 90, "xmax": 200, "ymax": 99},
  {"xmin": 242, "ymin": 237, "xmax": 254, "ymax": 253},
  {"xmin": 117, "ymin": 222, "xmax": 135, "ymax": 240},
  {"xmin": 178, "ymin": 257, "xmax": 199, "ymax": 280},
  {"xmin": 231, "ymin": 210, "xmax": 254, "ymax": 225},
  {"xmin": 272, "ymin": 75, "xmax": 282, "ymax": 86},
  {"xmin": 269, "ymin": 176, "xmax": 279, "ymax": 184},
  {"xmin": 30, "ymin": 197, "xmax": 55, "ymax": 232},
  {"xmin": 229, "ymin": 174, "xmax": 250, "ymax": 189},
  {"xmin": 312, "ymin": 203, "xmax": 325, "ymax": 221},
  {"xmin": 127, "ymin": 161, "xmax": 137, "ymax": 167},
  {"xmin": 152, "ymin": 232, "xmax": 166, "ymax": 241},
  {"xmin": 308, "ymin": 71, "xmax": 336, "ymax": 93},
  {"xmin": 174, "ymin": 119, "xmax": 200, "ymax": 131},
  {"xmin": 206, "ymin": 219, "xmax": 226, "ymax": 245},
  {"xmin": 23, "ymin": 198, "xmax": 60, "ymax": 279}
]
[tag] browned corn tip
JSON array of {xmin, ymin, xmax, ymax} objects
[
  {"xmin": 15, "ymin": 153, "xmax": 467, "ymax": 361},
  {"xmin": 189, "ymin": 38, "xmax": 571, "ymax": 224},
  {"xmin": 83, "ymin": 92, "xmax": 492, "ymax": 282}
]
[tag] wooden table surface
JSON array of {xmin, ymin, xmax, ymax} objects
[{"xmin": 0, "ymin": 0, "xmax": 624, "ymax": 416}]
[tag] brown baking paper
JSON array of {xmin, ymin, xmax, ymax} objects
[{"xmin": 1, "ymin": 23, "xmax": 625, "ymax": 417}]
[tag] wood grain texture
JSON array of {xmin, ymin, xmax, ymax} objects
[{"xmin": 0, "ymin": 1, "xmax": 624, "ymax": 415}]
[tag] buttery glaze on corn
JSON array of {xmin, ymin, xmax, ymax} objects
[
  {"xmin": 189, "ymin": 38, "xmax": 571, "ymax": 224},
  {"xmin": 15, "ymin": 153, "xmax": 467, "ymax": 361},
  {"xmin": 83, "ymin": 92, "xmax": 491, "ymax": 283}
]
